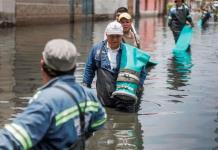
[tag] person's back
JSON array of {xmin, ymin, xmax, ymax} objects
[
  {"xmin": 0, "ymin": 39, "xmax": 107, "ymax": 149},
  {"xmin": 31, "ymin": 77, "xmax": 105, "ymax": 149}
]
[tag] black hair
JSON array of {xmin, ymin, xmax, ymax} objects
[
  {"xmin": 116, "ymin": 7, "xmax": 128, "ymax": 13},
  {"xmin": 113, "ymin": 7, "xmax": 128, "ymax": 19},
  {"xmin": 42, "ymin": 63, "xmax": 76, "ymax": 77},
  {"xmin": 175, "ymin": 0, "xmax": 185, "ymax": 2}
]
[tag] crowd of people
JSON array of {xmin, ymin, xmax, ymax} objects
[{"xmin": 0, "ymin": 0, "xmax": 204, "ymax": 149}]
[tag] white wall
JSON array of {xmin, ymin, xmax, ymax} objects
[
  {"xmin": 0, "ymin": 0, "xmax": 2, "ymax": 12},
  {"xmin": 0, "ymin": 0, "xmax": 15, "ymax": 23},
  {"xmin": 94, "ymin": 0, "xmax": 128, "ymax": 15},
  {"xmin": 0, "ymin": 0, "xmax": 15, "ymax": 14}
]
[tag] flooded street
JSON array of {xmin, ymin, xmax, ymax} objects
[{"xmin": 0, "ymin": 16, "xmax": 218, "ymax": 149}]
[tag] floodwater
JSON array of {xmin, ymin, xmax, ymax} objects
[{"xmin": 0, "ymin": 16, "xmax": 218, "ymax": 149}]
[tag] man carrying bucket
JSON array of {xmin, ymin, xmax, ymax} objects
[
  {"xmin": 83, "ymin": 21, "xmax": 150, "ymax": 112},
  {"xmin": 168, "ymin": 0, "xmax": 194, "ymax": 43}
]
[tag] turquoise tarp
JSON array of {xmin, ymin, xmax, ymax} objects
[
  {"xmin": 120, "ymin": 43, "xmax": 150, "ymax": 72},
  {"xmin": 197, "ymin": 19, "xmax": 202, "ymax": 28},
  {"xmin": 173, "ymin": 25, "xmax": 193, "ymax": 53}
]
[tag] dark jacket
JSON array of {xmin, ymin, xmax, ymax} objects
[{"xmin": 168, "ymin": 4, "xmax": 193, "ymax": 32}]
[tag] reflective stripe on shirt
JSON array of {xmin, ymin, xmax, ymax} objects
[
  {"xmin": 55, "ymin": 101, "xmax": 100, "ymax": 126},
  {"xmin": 28, "ymin": 91, "xmax": 42, "ymax": 104},
  {"xmin": 91, "ymin": 114, "xmax": 107, "ymax": 128},
  {"xmin": 4, "ymin": 123, "xmax": 32, "ymax": 150}
]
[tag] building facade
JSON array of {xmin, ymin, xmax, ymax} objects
[
  {"xmin": 140, "ymin": 0, "xmax": 165, "ymax": 17},
  {"xmin": 0, "ymin": 0, "xmax": 168, "ymax": 26},
  {"xmin": 0, "ymin": 0, "xmax": 15, "ymax": 26}
]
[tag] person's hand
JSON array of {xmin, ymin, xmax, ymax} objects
[
  {"xmin": 82, "ymin": 82, "xmax": 91, "ymax": 88},
  {"xmin": 190, "ymin": 22, "xmax": 195, "ymax": 28},
  {"xmin": 186, "ymin": 21, "xmax": 195, "ymax": 28}
]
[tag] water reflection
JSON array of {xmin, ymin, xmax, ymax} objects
[
  {"xmin": 0, "ymin": 28, "xmax": 16, "ymax": 125},
  {"xmin": 0, "ymin": 21, "xmax": 95, "ymax": 126},
  {"xmin": 167, "ymin": 50, "xmax": 193, "ymax": 91},
  {"xmin": 214, "ymin": 111, "xmax": 218, "ymax": 150},
  {"xmin": 86, "ymin": 108, "xmax": 143, "ymax": 150},
  {"xmin": 70, "ymin": 19, "xmax": 94, "ymax": 61},
  {"xmin": 138, "ymin": 17, "xmax": 157, "ymax": 52}
]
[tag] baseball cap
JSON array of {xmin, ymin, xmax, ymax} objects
[
  {"xmin": 42, "ymin": 39, "xmax": 78, "ymax": 72},
  {"xmin": 118, "ymin": 12, "xmax": 132, "ymax": 21},
  {"xmin": 105, "ymin": 21, "xmax": 123, "ymax": 35}
]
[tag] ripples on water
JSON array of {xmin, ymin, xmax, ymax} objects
[{"xmin": 0, "ymin": 17, "xmax": 218, "ymax": 149}]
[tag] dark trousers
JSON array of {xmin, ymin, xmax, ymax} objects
[{"xmin": 173, "ymin": 31, "xmax": 180, "ymax": 43}]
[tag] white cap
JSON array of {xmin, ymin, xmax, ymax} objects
[
  {"xmin": 42, "ymin": 39, "xmax": 78, "ymax": 72},
  {"xmin": 105, "ymin": 21, "xmax": 123, "ymax": 35}
]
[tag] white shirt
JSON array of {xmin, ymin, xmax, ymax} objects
[{"xmin": 107, "ymin": 43, "xmax": 119, "ymax": 70}]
